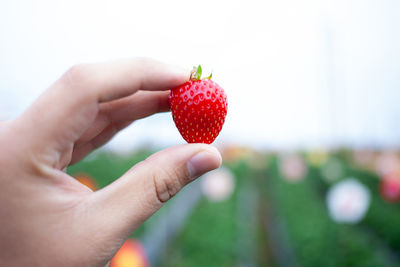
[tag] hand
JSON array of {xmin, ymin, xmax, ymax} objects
[{"xmin": 0, "ymin": 58, "xmax": 222, "ymax": 266}]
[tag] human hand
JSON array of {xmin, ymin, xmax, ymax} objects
[{"xmin": 0, "ymin": 58, "xmax": 222, "ymax": 266}]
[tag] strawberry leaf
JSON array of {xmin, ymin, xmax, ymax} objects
[{"xmin": 195, "ymin": 65, "xmax": 202, "ymax": 80}]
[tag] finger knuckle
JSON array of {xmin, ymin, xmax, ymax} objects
[
  {"xmin": 132, "ymin": 57, "xmax": 158, "ymax": 73},
  {"xmin": 152, "ymin": 166, "xmax": 185, "ymax": 203},
  {"xmin": 62, "ymin": 64, "xmax": 89, "ymax": 87}
]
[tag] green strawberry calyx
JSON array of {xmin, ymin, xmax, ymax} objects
[{"xmin": 190, "ymin": 65, "xmax": 212, "ymax": 81}]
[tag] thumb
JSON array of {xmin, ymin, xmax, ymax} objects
[{"xmin": 86, "ymin": 144, "xmax": 221, "ymax": 238}]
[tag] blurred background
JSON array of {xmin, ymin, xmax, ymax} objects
[{"xmin": 1, "ymin": 0, "xmax": 400, "ymax": 266}]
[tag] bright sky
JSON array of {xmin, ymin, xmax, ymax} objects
[{"xmin": 0, "ymin": 0, "xmax": 399, "ymax": 151}]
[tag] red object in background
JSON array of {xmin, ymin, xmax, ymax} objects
[
  {"xmin": 109, "ymin": 239, "xmax": 150, "ymax": 267},
  {"xmin": 74, "ymin": 173, "xmax": 98, "ymax": 191},
  {"xmin": 279, "ymin": 154, "xmax": 307, "ymax": 183},
  {"xmin": 379, "ymin": 173, "xmax": 400, "ymax": 203}
]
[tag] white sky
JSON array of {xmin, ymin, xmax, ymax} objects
[{"xmin": 0, "ymin": 0, "xmax": 399, "ymax": 151}]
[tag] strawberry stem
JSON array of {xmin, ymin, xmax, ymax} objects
[{"xmin": 190, "ymin": 65, "xmax": 212, "ymax": 81}]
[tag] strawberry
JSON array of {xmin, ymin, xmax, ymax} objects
[
  {"xmin": 380, "ymin": 173, "xmax": 400, "ymax": 203},
  {"xmin": 169, "ymin": 65, "xmax": 227, "ymax": 144}
]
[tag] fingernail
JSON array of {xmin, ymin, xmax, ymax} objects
[{"xmin": 187, "ymin": 150, "xmax": 222, "ymax": 179}]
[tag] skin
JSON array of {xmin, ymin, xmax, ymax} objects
[{"xmin": 0, "ymin": 58, "xmax": 222, "ymax": 266}]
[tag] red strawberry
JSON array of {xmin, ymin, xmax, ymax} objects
[
  {"xmin": 380, "ymin": 173, "xmax": 400, "ymax": 203},
  {"xmin": 169, "ymin": 65, "xmax": 227, "ymax": 144}
]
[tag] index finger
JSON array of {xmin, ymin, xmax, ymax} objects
[
  {"xmin": 61, "ymin": 58, "xmax": 189, "ymax": 103},
  {"xmin": 17, "ymin": 58, "xmax": 189, "ymax": 158}
]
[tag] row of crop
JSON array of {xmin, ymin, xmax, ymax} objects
[
  {"xmin": 308, "ymin": 158, "xmax": 400, "ymax": 260},
  {"xmin": 161, "ymin": 161, "xmax": 246, "ymax": 267},
  {"xmin": 263, "ymin": 157, "xmax": 392, "ymax": 267}
]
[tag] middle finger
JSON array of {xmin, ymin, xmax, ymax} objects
[{"xmin": 75, "ymin": 90, "xmax": 170, "ymax": 146}]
